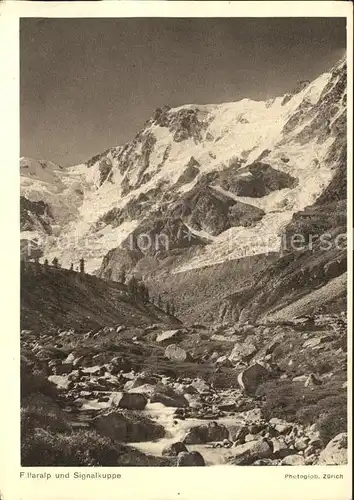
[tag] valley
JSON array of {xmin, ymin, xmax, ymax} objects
[{"xmin": 20, "ymin": 55, "xmax": 348, "ymax": 467}]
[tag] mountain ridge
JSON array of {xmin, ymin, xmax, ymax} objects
[{"xmin": 20, "ymin": 56, "xmax": 347, "ymax": 323}]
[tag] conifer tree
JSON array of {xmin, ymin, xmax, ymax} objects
[
  {"xmin": 32, "ymin": 256, "xmax": 40, "ymax": 274},
  {"xmin": 118, "ymin": 266, "xmax": 127, "ymax": 284},
  {"xmin": 127, "ymin": 275, "xmax": 139, "ymax": 299},
  {"xmin": 144, "ymin": 284, "xmax": 149, "ymax": 303},
  {"xmin": 171, "ymin": 301, "xmax": 176, "ymax": 316},
  {"xmin": 137, "ymin": 281, "xmax": 150, "ymax": 304}
]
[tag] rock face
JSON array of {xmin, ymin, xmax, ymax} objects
[
  {"xmin": 176, "ymin": 157, "xmax": 200, "ymax": 186},
  {"xmin": 177, "ymin": 451, "xmax": 206, "ymax": 466},
  {"xmin": 221, "ymin": 161, "xmax": 298, "ymax": 198},
  {"xmin": 164, "ymin": 344, "xmax": 191, "ymax": 362},
  {"xmin": 109, "ymin": 392, "xmax": 147, "ymax": 410},
  {"xmin": 169, "ymin": 183, "xmax": 265, "ymax": 237},
  {"xmin": 237, "ymin": 363, "xmax": 271, "ymax": 395},
  {"xmin": 20, "ymin": 196, "xmax": 54, "ymax": 240},
  {"xmin": 317, "ymin": 433, "xmax": 347, "ymax": 465}
]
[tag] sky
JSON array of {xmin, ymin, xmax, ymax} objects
[{"xmin": 20, "ymin": 18, "xmax": 346, "ymax": 166}]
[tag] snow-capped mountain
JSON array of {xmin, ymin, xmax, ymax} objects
[{"xmin": 21, "ymin": 57, "xmax": 346, "ymax": 279}]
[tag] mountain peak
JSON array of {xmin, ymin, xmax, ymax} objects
[{"xmin": 21, "ymin": 56, "xmax": 346, "ymax": 277}]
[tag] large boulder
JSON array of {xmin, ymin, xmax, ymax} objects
[
  {"xmin": 227, "ymin": 424, "xmax": 249, "ymax": 443},
  {"xmin": 251, "ymin": 332, "xmax": 286, "ymax": 363},
  {"xmin": 190, "ymin": 378, "xmax": 211, "ymax": 394},
  {"xmin": 54, "ymin": 363, "xmax": 73, "ymax": 375},
  {"xmin": 304, "ymin": 373, "xmax": 323, "ymax": 387},
  {"xmin": 211, "ymin": 334, "xmax": 236, "ymax": 343},
  {"xmin": 93, "ymin": 411, "xmax": 165, "ymax": 442},
  {"xmin": 109, "ymin": 356, "xmax": 132, "ymax": 374},
  {"xmin": 317, "ymin": 433, "xmax": 347, "ymax": 465},
  {"xmin": 252, "ymin": 458, "xmax": 280, "ymax": 466},
  {"xmin": 294, "ymin": 437, "xmax": 310, "ymax": 451},
  {"xmin": 281, "ymin": 455, "xmax": 306, "ymax": 465},
  {"xmin": 177, "ymin": 451, "xmax": 205, "ymax": 466},
  {"xmin": 47, "ymin": 375, "xmax": 71, "ymax": 390},
  {"xmin": 183, "ymin": 421, "xmax": 229, "ymax": 444},
  {"xmin": 129, "ymin": 384, "xmax": 156, "ymax": 396},
  {"xmin": 269, "ymin": 417, "xmax": 293, "ymax": 434},
  {"xmin": 174, "ymin": 383, "xmax": 198, "ymax": 395},
  {"xmin": 124, "ymin": 374, "xmax": 158, "ymax": 391},
  {"xmin": 156, "ymin": 330, "xmax": 182, "ymax": 344},
  {"xmin": 63, "ymin": 352, "xmax": 76, "ymax": 364},
  {"xmin": 238, "ymin": 408, "xmax": 264, "ymax": 423},
  {"xmin": 110, "ymin": 392, "xmax": 147, "ymax": 410},
  {"xmin": 230, "ymin": 439, "xmax": 272, "ymax": 465},
  {"xmin": 150, "ymin": 384, "xmax": 189, "ymax": 408},
  {"xmin": 93, "ymin": 411, "xmax": 128, "ymax": 441},
  {"xmin": 229, "ymin": 342, "xmax": 257, "ymax": 364},
  {"xmin": 215, "ymin": 355, "xmax": 233, "ymax": 367},
  {"xmin": 237, "ymin": 363, "xmax": 271, "ymax": 395},
  {"xmin": 271, "ymin": 438, "xmax": 291, "ymax": 458},
  {"xmin": 164, "ymin": 344, "xmax": 192, "ymax": 362},
  {"xmin": 218, "ymin": 398, "xmax": 238, "ymax": 412},
  {"xmin": 162, "ymin": 441, "xmax": 188, "ymax": 457}
]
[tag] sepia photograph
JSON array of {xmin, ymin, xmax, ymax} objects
[{"xmin": 19, "ymin": 16, "xmax": 348, "ymax": 468}]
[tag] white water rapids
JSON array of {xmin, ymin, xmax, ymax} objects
[{"xmin": 128, "ymin": 402, "xmax": 238, "ymax": 465}]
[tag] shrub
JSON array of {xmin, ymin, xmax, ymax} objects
[
  {"xmin": 21, "ymin": 394, "xmax": 70, "ymax": 435},
  {"xmin": 21, "ymin": 369, "xmax": 57, "ymax": 400},
  {"xmin": 314, "ymin": 395, "xmax": 347, "ymax": 444},
  {"xmin": 258, "ymin": 378, "xmax": 347, "ymax": 440},
  {"xmin": 315, "ymin": 410, "xmax": 347, "ymax": 445},
  {"xmin": 21, "ymin": 358, "xmax": 58, "ymax": 401},
  {"xmin": 22, "ymin": 429, "xmax": 127, "ymax": 466},
  {"xmin": 21, "ymin": 428, "xmax": 174, "ymax": 467}
]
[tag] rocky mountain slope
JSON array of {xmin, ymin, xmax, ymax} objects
[{"xmin": 21, "ymin": 57, "xmax": 346, "ymax": 262}]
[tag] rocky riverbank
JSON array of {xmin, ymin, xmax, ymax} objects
[{"xmin": 21, "ymin": 314, "xmax": 347, "ymax": 466}]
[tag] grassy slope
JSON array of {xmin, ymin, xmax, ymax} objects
[
  {"xmin": 21, "ymin": 264, "xmax": 180, "ymax": 333},
  {"xmin": 265, "ymin": 272, "xmax": 347, "ymax": 321}
]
